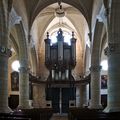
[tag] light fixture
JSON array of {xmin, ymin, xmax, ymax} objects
[
  {"xmin": 11, "ymin": 60, "xmax": 20, "ymax": 72},
  {"xmin": 55, "ymin": 1, "xmax": 65, "ymax": 18}
]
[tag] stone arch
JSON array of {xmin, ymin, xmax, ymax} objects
[
  {"xmin": 31, "ymin": 2, "xmax": 89, "ymax": 79},
  {"xmin": 15, "ymin": 22, "xmax": 28, "ymax": 61},
  {"xmin": 100, "ymin": 31, "xmax": 107, "ymax": 57},
  {"xmin": 84, "ymin": 44, "xmax": 91, "ymax": 75},
  {"xmin": 29, "ymin": 46, "xmax": 38, "ymax": 75},
  {"xmin": 31, "ymin": 0, "xmax": 90, "ymax": 29},
  {"xmin": 15, "ymin": 21, "xmax": 30, "ymax": 108},
  {"xmin": 91, "ymin": 20, "xmax": 104, "ymax": 65},
  {"xmin": 0, "ymin": 0, "xmax": 8, "ymax": 46},
  {"xmin": 9, "ymin": 34, "xmax": 19, "ymax": 55},
  {"xmin": 90, "ymin": 19, "xmax": 104, "ymax": 109}
]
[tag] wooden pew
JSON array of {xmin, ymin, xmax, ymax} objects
[
  {"xmin": 13, "ymin": 108, "xmax": 53, "ymax": 120},
  {"xmin": 0, "ymin": 108, "xmax": 53, "ymax": 120},
  {"xmin": 68, "ymin": 108, "xmax": 107, "ymax": 120},
  {"xmin": 0, "ymin": 112, "xmax": 31, "ymax": 120}
]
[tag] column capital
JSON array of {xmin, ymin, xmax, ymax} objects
[
  {"xmin": 89, "ymin": 65, "xmax": 102, "ymax": 72},
  {"xmin": 104, "ymin": 7, "xmax": 110, "ymax": 17},
  {"xmin": 0, "ymin": 46, "xmax": 12, "ymax": 57},
  {"xmin": 105, "ymin": 43, "xmax": 120, "ymax": 56},
  {"xmin": 104, "ymin": 46, "xmax": 109, "ymax": 56}
]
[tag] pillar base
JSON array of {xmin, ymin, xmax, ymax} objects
[
  {"xmin": 88, "ymin": 104, "xmax": 103, "ymax": 109},
  {"xmin": 17, "ymin": 104, "xmax": 32, "ymax": 110},
  {"xmin": 104, "ymin": 106, "xmax": 120, "ymax": 113},
  {"xmin": 0, "ymin": 106, "xmax": 12, "ymax": 113},
  {"xmin": 28, "ymin": 100, "xmax": 33, "ymax": 108},
  {"xmin": 18, "ymin": 103, "xmax": 32, "ymax": 110}
]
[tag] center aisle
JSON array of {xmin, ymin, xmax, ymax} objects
[{"xmin": 50, "ymin": 114, "xmax": 68, "ymax": 120}]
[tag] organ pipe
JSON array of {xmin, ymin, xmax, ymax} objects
[
  {"xmin": 71, "ymin": 32, "xmax": 76, "ymax": 62},
  {"xmin": 44, "ymin": 29, "xmax": 76, "ymax": 81},
  {"xmin": 65, "ymin": 69, "xmax": 69, "ymax": 80},
  {"xmin": 44, "ymin": 32, "xmax": 51, "ymax": 62},
  {"xmin": 57, "ymin": 28, "xmax": 64, "ymax": 62},
  {"xmin": 59, "ymin": 71, "xmax": 62, "ymax": 80},
  {"xmin": 52, "ymin": 69, "xmax": 55, "ymax": 80}
]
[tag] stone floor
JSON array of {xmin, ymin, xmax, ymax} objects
[{"xmin": 50, "ymin": 114, "xmax": 68, "ymax": 120}]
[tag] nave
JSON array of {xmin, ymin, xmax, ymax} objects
[{"xmin": 1, "ymin": 0, "xmax": 120, "ymax": 120}]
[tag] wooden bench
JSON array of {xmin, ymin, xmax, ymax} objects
[
  {"xmin": 13, "ymin": 108, "xmax": 53, "ymax": 120},
  {"xmin": 68, "ymin": 108, "xmax": 113, "ymax": 120},
  {"xmin": 0, "ymin": 112, "xmax": 31, "ymax": 120},
  {"xmin": 0, "ymin": 108, "xmax": 53, "ymax": 120}
]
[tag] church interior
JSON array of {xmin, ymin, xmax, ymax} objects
[{"xmin": 0, "ymin": 0, "xmax": 120, "ymax": 120}]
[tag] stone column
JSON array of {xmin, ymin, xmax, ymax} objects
[
  {"xmin": 79, "ymin": 85, "xmax": 87, "ymax": 107},
  {"xmin": 89, "ymin": 65, "xmax": 102, "ymax": 109},
  {"xmin": 104, "ymin": 43, "xmax": 120, "ymax": 112},
  {"xmin": 15, "ymin": 22, "xmax": 31, "ymax": 109},
  {"xmin": 104, "ymin": 1, "xmax": 120, "ymax": 113},
  {"xmin": 18, "ymin": 66, "xmax": 30, "ymax": 109},
  {"xmin": 0, "ymin": 47, "xmax": 12, "ymax": 113},
  {"xmin": 33, "ymin": 83, "xmax": 46, "ymax": 108},
  {"xmin": 0, "ymin": 0, "xmax": 12, "ymax": 113}
]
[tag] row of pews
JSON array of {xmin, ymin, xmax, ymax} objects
[
  {"xmin": 68, "ymin": 108, "xmax": 120, "ymax": 120},
  {"xmin": 1, "ymin": 107, "xmax": 120, "ymax": 120},
  {"xmin": 0, "ymin": 113, "xmax": 30, "ymax": 120},
  {"xmin": 0, "ymin": 108, "xmax": 53, "ymax": 120}
]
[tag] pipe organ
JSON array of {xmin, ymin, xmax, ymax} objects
[
  {"xmin": 45, "ymin": 28, "xmax": 76, "ymax": 113},
  {"xmin": 45, "ymin": 28, "xmax": 76, "ymax": 81}
]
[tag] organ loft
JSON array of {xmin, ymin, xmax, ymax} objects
[{"xmin": 44, "ymin": 28, "xmax": 77, "ymax": 113}]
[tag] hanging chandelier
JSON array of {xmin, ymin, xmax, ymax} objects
[{"xmin": 55, "ymin": 1, "xmax": 65, "ymax": 17}]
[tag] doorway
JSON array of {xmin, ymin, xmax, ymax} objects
[{"xmin": 46, "ymin": 87, "xmax": 76, "ymax": 113}]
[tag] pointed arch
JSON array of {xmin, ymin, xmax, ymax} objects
[
  {"xmin": 91, "ymin": 20, "xmax": 104, "ymax": 65},
  {"xmin": 30, "ymin": 0, "xmax": 91, "ymax": 29},
  {"xmin": 15, "ymin": 21, "xmax": 28, "ymax": 61}
]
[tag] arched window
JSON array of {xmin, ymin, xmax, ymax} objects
[
  {"xmin": 50, "ymin": 30, "xmax": 71, "ymax": 46},
  {"xmin": 11, "ymin": 60, "xmax": 20, "ymax": 72},
  {"xmin": 101, "ymin": 60, "xmax": 108, "ymax": 71}
]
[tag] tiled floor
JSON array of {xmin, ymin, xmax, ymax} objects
[{"xmin": 50, "ymin": 114, "xmax": 68, "ymax": 120}]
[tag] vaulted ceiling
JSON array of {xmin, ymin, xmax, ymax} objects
[
  {"xmin": 11, "ymin": 0, "xmax": 104, "ymax": 75},
  {"xmin": 13, "ymin": 0, "xmax": 95, "ymax": 51},
  {"xmin": 13, "ymin": 0, "xmax": 94, "ymax": 30}
]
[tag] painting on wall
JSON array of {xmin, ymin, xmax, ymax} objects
[
  {"xmin": 11, "ymin": 71, "xmax": 19, "ymax": 91},
  {"xmin": 101, "ymin": 75, "xmax": 107, "ymax": 89}
]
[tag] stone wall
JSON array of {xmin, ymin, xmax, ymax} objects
[{"xmin": 33, "ymin": 83, "xmax": 47, "ymax": 108}]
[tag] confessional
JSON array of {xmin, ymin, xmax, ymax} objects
[{"xmin": 44, "ymin": 28, "xmax": 76, "ymax": 113}]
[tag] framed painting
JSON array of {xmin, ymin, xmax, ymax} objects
[
  {"xmin": 101, "ymin": 75, "xmax": 107, "ymax": 89},
  {"xmin": 11, "ymin": 71, "xmax": 19, "ymax": 91}
]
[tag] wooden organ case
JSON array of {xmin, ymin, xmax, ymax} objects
[{"xmin": 44, "ymin": 28, "xmax": 76, "ymax": 113}]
